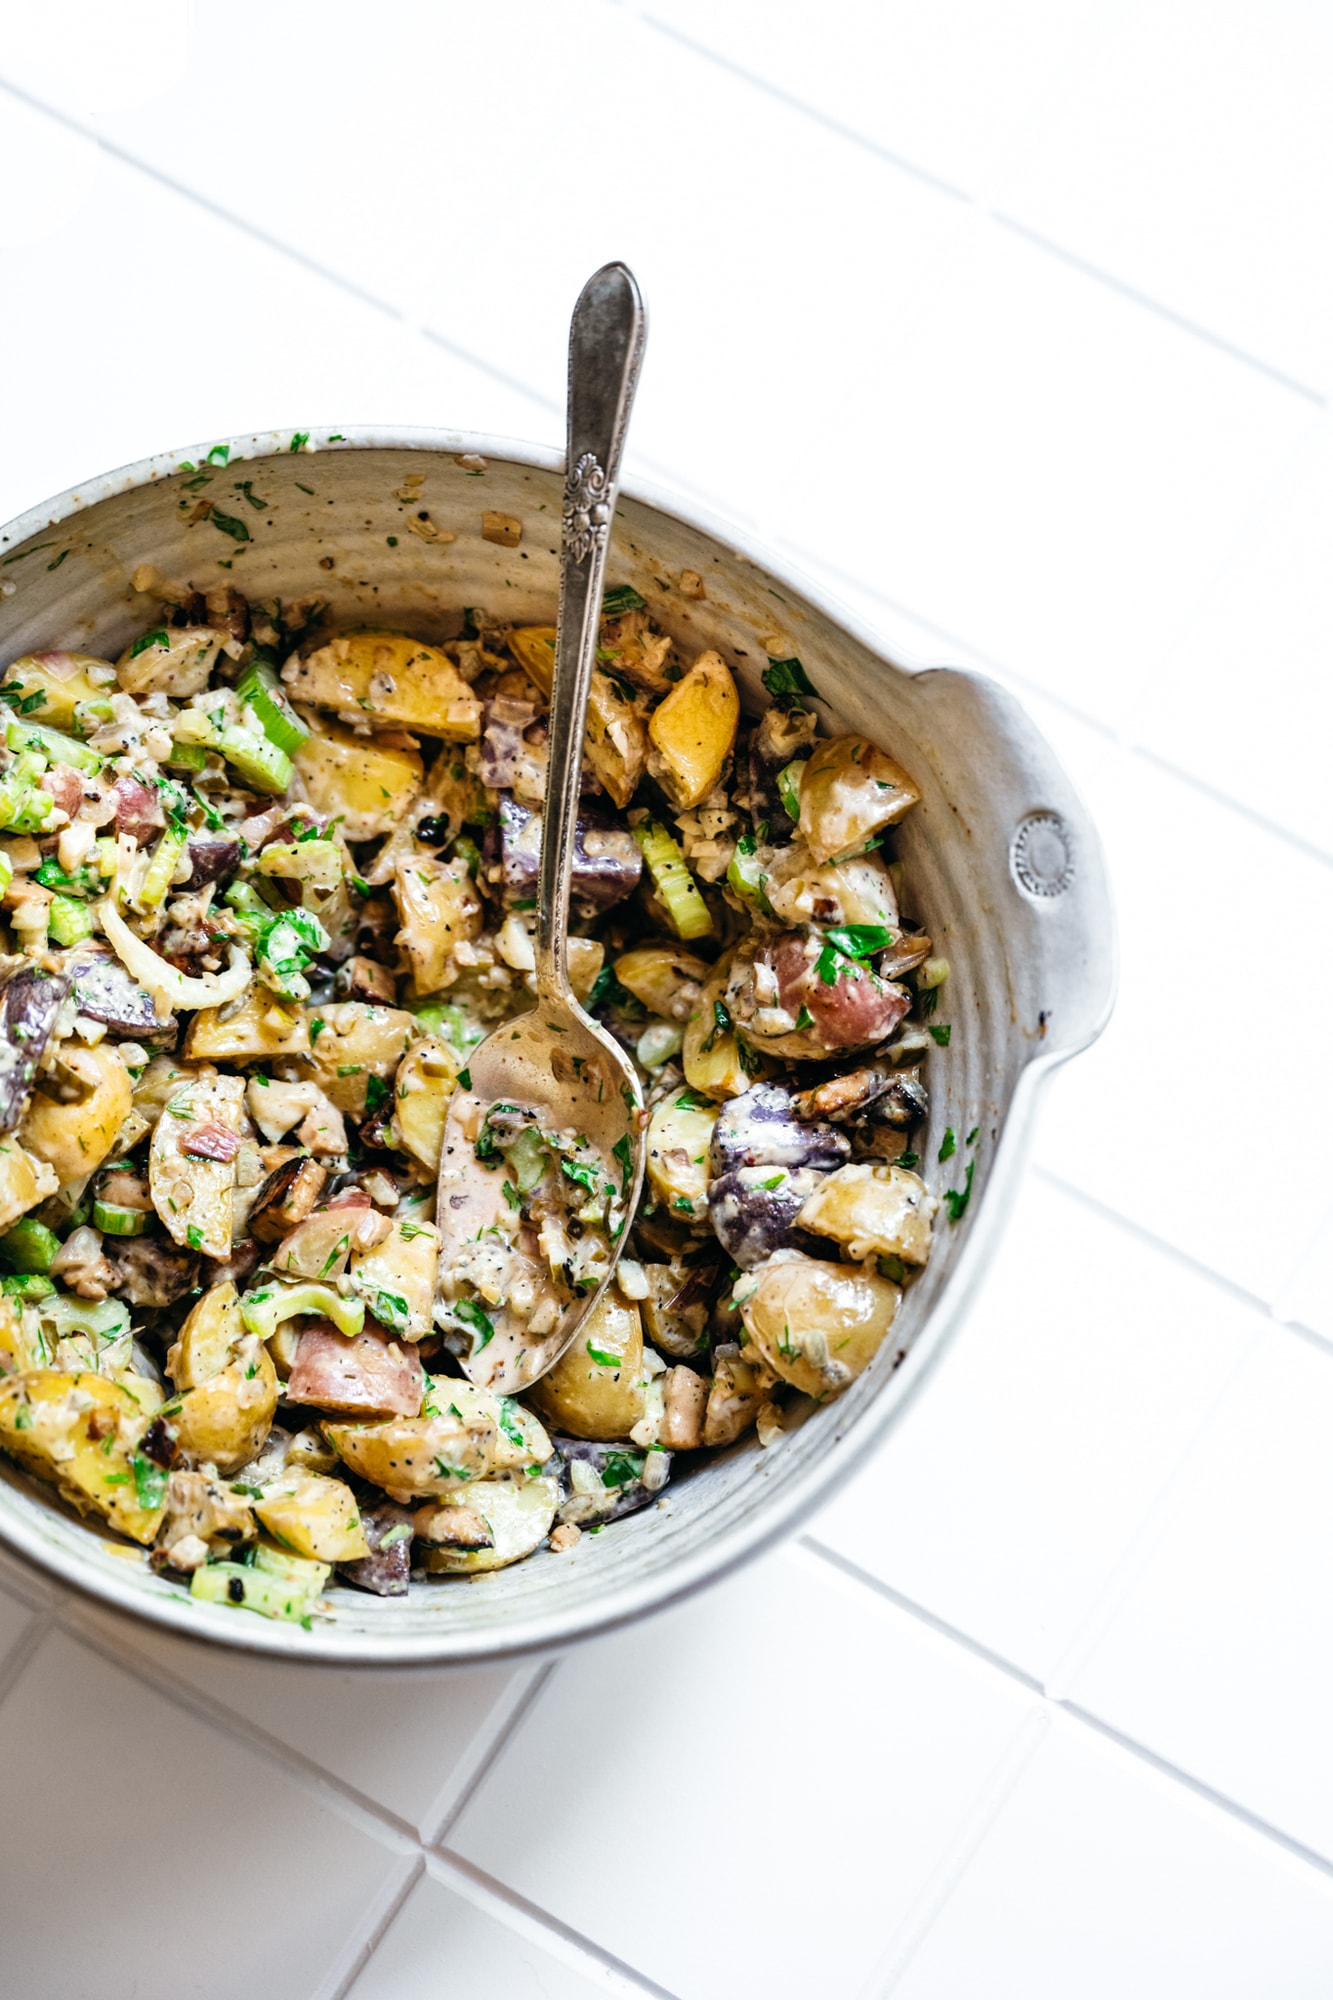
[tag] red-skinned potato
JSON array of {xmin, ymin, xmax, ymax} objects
[{"xmin": 286, "ymin": 1321, "xmax": 425, "ymax": 1417}]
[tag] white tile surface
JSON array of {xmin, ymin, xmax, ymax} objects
[
  {"xmin": 1276, "ymin": 1202, "xmax": 1333, "ymax": 1346},
  {"xmin": 810, "ymin": 1174, "xmax": 1263, "ymax": 1678},
  {"xmin": 347, "ymin": 1870, "xmax": 612, "ymax": 2000},
  {"xmin": 69, "ymin": 1600, "xmax": 533, "ymax": 1832},
  {"xmin": 992, "ymin": 0, "xmax": 1333, "ymax": 394},
  {"xmin": 449, "ymin": 1550, "xmax": 1036, "ymax": 2000},
  {"xmin": 1067, "ymin": 1327, "xmax": 1333, "ymax": 1861},
  {"xmin": 1133, "ymin": 417, "xmax": 1333, "ymax": 858},
  {"xmin": 892, "ymin": 1717, "xmax": 1333, "ymax": 1999},
  {"xmin": 0, "ymin": 1577, "xmax": 37, "ymax": 1669},
  {"xmin": 1034, "ymin": 743, "xmax": 1333, "ymax": 1299},
  {"xmin": 0, "ymin": 1627, "xmax": 405, "ymax": 1999}
]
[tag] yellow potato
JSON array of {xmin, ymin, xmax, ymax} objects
[
  {"xmin": 0, "ymin": 1143, "xmax": 56, "ymax": 1234},
  {"xmin": 0, "ymin": 652, "xmax": 114, "ymax": 731},
  {"xmin": 325, "ymin": 1386, "xmax": 500, "ymax": 1501},
  {"xmin": 645, "ymin": 1090, "xmax": 716, "ymax": 1222},
  {"xmin": 21, "ymin": 1043, "xmax": 132, "ymax": 1186},
  {"xmin": 419, "ymin": 1474, "xmax": 558, "ymax": 1574},
  {"xmin": 763, "ymin": 846, "xmax": 899, "ymax": 930},
  {"xmin": 148, "ymin": 1071, "xmax": 245, "ymax": 1260},
  {"xmin": 305, "ymin": 1000, "xmax": 416, "ymax": 1115},
  {"xmin": 681, "ymin": 954, "xmax": 760, "ymax": 1100},
  {"xmin": 293, "ymin": 713, "xmax": 424, "ymax": 841},
  {"xmin": 254, "ymin": 1471, "xmax": 368, "ymax": 1563},
  {"xmin": 117, "ymin": 625, "xmax": 223, "ymax": 697},
  {"xmin": 183, "ymin": 988, "xmax": 312, "ymax": 1064},
  {"xmin": 166, "ymin": 1282, "xmax": 244, "ymax": 1392},
  {"xmin": 526, "ymin": 1292, "xmax": 646, "ymax": 1442},
  {"xmin": 739, "ymin": 1254, "xmax": 900, "ymax": 1400},
  {"xmin": 350, "ymin": 1215, "xmax": 439, "ymax": 1340},
  {"xmin": 392, "ymin": 854, "xmax": 482, "ymax": 995},
  {"xmin": 506, "ymin": 625, "xmax": 556, "ymax": 693},
  {"xmin": 0, "ymin": 1370, "xmax": 165, "ymax": 1544},
  {"xmin": 647, "ymin": 650, "xmax": 739, "ymax": 809},
  {"xmin": 584, "ymin": 669, "xmax": 647, "ymax": 808},
  {"xmin": 392, "ymin": 1035, "xmax": 458, "ymax": 1169},
  {"xmin": 704, "ymin": 1347, "xmax": 765, "ymax": 1447},
  {"xmin": 796, "ymin": 1163, "xmax": 937, "ymax": 1265},
  {"xmin": 284, "ymin": 631, "xmax": 482, "ymax": 740},
  {"xmin": 173, "ymin": 1337, "xmax": 278, "ymax": 1475},
  {"xmin": 796, "ymin": 734, "xmax": 922, "ymax": 865},
  {"xmin": 613, "ymin": 944, "xmax": 712, "ymax": 1022}
]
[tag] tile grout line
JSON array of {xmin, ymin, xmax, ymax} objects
[
  {"xmin": 617, "ymin": 0, "xmax": 1327, "ymax": 410},
  {"xmin": 0, "ymin": 1603, "xmax": 53, "ymax": 1717},
  {"xmin": 864, "ymin": 1707, "xmax": 1054, "ymax": 1998},
  {"xmin": 314, "ymin": 1851, "xmax": 425, "ymax": 2000},
  {"xmin": 425, "ymin": 1849, "xmax": 686, "ymax": 2000},
  {"xmin": 422, "ymin": 1658, "xmax": 560, "ymax": 1848}
]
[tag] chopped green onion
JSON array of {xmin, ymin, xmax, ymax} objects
[
  {"xmin": 92, "ymin": 1199, "xmax": 147, "ymax": 1238},
  {"xmin": 47, "ymin": 894, "xmax": 93, "ymax": 946}
]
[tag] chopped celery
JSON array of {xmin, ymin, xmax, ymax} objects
[
  {"xmin": 191, "ymin": 1561, "xmax": 323, "ymax": 1624},
  {"xmin": 165, "ymin": 739, "xmax": 209, "ymax": 773},
  {"xmin": 1, "ymin": 1274, "xmax": 53, "ymax": 1301},
  {"xmin": 47, "ymin": 894, "xmax": 93, "ymax": 946},
  {"xmin": 218, "ymin": 724, "xmax": 293, "ymax": 795},
  {"xmin": 255, "ymin": 907, "xmax": 329, "ymax": 1001},
  {"xmin": 726, "ymin": 833, "xmax": 774, "ymax": 914},
  {"xmin": 240, "ymin": 1282, "xmax": 364, "ymax": 1341},
  {"xmin": 236, "ymin": 663, "xmax": 308, "ymax": 756},
  {"xmin": 138, "ymin": 824, "xmax": 188, "ymax": 910},
  {"xmin": 632, "ymin": 820, "xmax": 712, "ymax": 940},
  {"xmin": 508, "ymin": 1125, "xmax": 549, "ymax": 1193},
  {"xmin": 776, "ymin": 759, "xmax": 804, "ymax": 822},
  {"xmin": 252, "ymin": 1544, "xmax": 332, "ymax": 1588},
  {"xmin": 0, "ymin": 778, "xmax": 54, "ymax": 833},
  {"xmin": 0, "ymin": 1218, "xmax": 59, "ymax": 1273},
  {"xmin": 4, "ymin": 719, "xmax": 102, "ymax": 775},
  {"xmin": 0, "ymin": 851, "xmax": 12, "ymax": 899},
  {"xmin": 91, "ymin": 1199, "xmax": 147, "ymax": 1238}
]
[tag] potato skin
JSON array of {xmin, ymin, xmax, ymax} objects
[
  {"xmin": 166, "ymin": 1281, "xmax": 243, "ymax": 1391},
  {"xmin": 796, "ymin": 1163, "xmax": 937, "ymax": 1266},
  {"xmin": 255, "ymin": 1471, "xmax": 369, "ymax": 1562},
  {"xmin": 647, "ymin": 650, "xmax": 739, "ymax": 810},
  {"xmin": 526, "ymin": 1292, "xmax": 645, "ymax": 1442},
  {"xmin": 183, "ymin": 990, "xmax": 311, "ymax": 1064},
  {"xmin": 326, "ymin": 1386, "xmax": 500, "ymax": 1501},
  {"xmin": 796, "ymin": 734, "xmax": 922, "ymax": 865},
  {"xmin": 21, "ymin": 1043, "xmax": 132, "ymax": 1186},
  {"xmin": 173, "ymin": 1337, "xmax": 279, "ymax": 1475},
  {"xmin": 740, "ymin": 1252, "xmax": 900, "ymax": 1399}
]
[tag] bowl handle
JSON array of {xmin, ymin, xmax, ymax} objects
[{"xmin": 917, "ymin": 667, "xmax": 1117, "ymax": 1068}]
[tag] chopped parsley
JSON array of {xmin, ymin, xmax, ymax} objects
[
  {"xmin": 943, "ymin": 1161, "xmax": 975, "ymax": 1223},
  {"xmin": 823, "ymin": 924, "xmax": 892, "ymax": 959},
  {"xmin": 364, "ymin": 1074, "xmax": 389, "ymax": 1116},
  {"xmin": 600, "ymin": 1450, "xmax": 644, "ymax": 1489},
  {"xmin": 454, "ymin": 1298, "xmax": 495, "ymax": 1350},
  {"xmin": 210, "ymin": 507, "xmax": 250, "ymax": 544},
  {"xmin": 762, "ymin": 655, "xmax": 819, "ymax": 709},
  {"xmin": 928, "ymin": 1024, "xmax": 952, "ymax": 1047},
  {"xmin": 938, "ymin": 1126, "xmax": 957, "ymax": 1163}
]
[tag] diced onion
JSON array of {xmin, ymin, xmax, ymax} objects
[{"xmin": 98, "ymin": 898, "xmax": 252, "ymax": 1014}]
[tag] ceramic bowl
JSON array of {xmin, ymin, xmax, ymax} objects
[{"xmin": 0, "ymin": 429, "xmax": 1114, "ymax": 1664}]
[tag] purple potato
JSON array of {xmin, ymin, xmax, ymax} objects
[
  {"xmin": 338, "ymin": 1503, "xmax": 415, "ymax": 1597},
  {"xmin": 707, "ymin": 1164, "xmax": 827, "ymax": 1269},
  {"xmin": 484, "ymin": 794, "xmax": 642, "ymax": 915},
  {"xmin": 0, "ymin": 963, "xmax": 72, "ymax": 1129},
  {"xmin": 547, "ymin": 1436, "xmax": 672, "ymax": 1526},
  {"xmin": 708, "ymin": 1082, "xmax": 850, "ymax": 1179},
  {"xmin": 184, "ymin": 837, "xmax": 241, "ymax": 891},
  {"xmin": 67, "ymin": 950, "xmax": 174, "ymax": 1042}
]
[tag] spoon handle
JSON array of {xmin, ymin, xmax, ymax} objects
[{"xmin": 536, "ymin": 261, "xmax": 647, "ymax": 1007}]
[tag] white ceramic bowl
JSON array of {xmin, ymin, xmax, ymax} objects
[{"xmin": 0, "ymin": 429, "xmax": 1114, "ymax": 1665}]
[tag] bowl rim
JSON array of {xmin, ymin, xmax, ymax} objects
[{"xmin": 0, "ymin": 424, "xmax": 1116, "ymax": 1667}]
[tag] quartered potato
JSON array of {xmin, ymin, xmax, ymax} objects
[
  {"xmin": 646, "ymin": 650, "xmax": 739, "ymax": 809},
  {"xmin": 681, "ymin": 953, "xmax": 760, "ymax": 1100},
  {"xmin": 254, "ymin": 1471, "xmax": 369, "ymax": 1563},
  {"xmin": 172, "ymin": 1336, "xmax": 279, "ymax": 1475},
  {"xmin": 149, "ymin": 1071, "xmax": 246, "ymax": 1260},
  {"xmin": 0, "ymin": 1370, "xmax": 165, "ymax": 1543},
  {"xmin": 284, "ymin": 630, "xmax": 482, "ymax": 740},
  {"xmin": 0, "ymin": 1142, "xmax": 57, "ymax": 1233},
  {"xmin": 293, "ymin": 713, "xmax": 424, "ymax": 840},
  {"xmin": 392, "ymin": 854, "xmax": 482, "ymax": 995},
  {"xmin": 419, "ymin": 1474, "xmax": 558, "ymax": 1574},
  {"xmin": 739, "ymin": 1252, "xmax": 901, "ymax": 1399},
  {"xmin": 391, "ymin": 1034, "xmax": 458, "ymax": 1169},
  {"xmin": 584, "ymin": 669, "xmax": 647, "ymax": 808},
  {"xmin": 645, "ymin": 1089, "xmax": 717, "ymax": 1222},
  {"xmin": 505, "ymin": 625, "xmax": 556, "ymax": 694},
  {"xmin": 349, "ymin": 1214, "xmax": 439, "ymax": 1340},
  {"xmin": 526, "ymin": 1291, "xmax": 646, "ymax": 1442},
  {"xmin": 21, "ymin": 1044, "xmax": 132, "ymax": 1187},
  {"xmin": 325, "ymin": 1377, "xmax": 541, "ymax": 1501},
  {"xmin": 305, "ymin": 1001, "xmax": 416, "ymax": 1116},
  {"xmin": 117, "ymin": 625, "xmax": 224, "ymax": 697},
  {"xmin": 0, "ymin": 650, "xmax": 114, "ymax": 731},
  {"xmin": 182, "ymin": 989, "xmax": 312, "ymax": 1064},
  {"xmin": 613, "ymin": 944, "xmax": 712, "ymax": 1022},
  {"xmin": 166, "ymin": 1281, "xmax": 244, "ymax": 1391},
  {"xmin": 796, "ymin": 734, "xmax": 922, "ymax": 864},
  {"xmin": 796, "ymin": 1162, "xmax": 938, "ymax": 1265}
]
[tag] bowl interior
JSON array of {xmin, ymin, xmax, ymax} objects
[{"xmin": 0, "ymin": 434, "xmax": 1111, "ymax": 1663}]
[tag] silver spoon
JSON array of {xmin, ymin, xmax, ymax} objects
[{"xmin": 435, "ymin": 262, "xmax": 649, "ymax": 1394}]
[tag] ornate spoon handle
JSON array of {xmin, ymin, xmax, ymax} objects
[{"xmin": 535, "ymin": 262, "xmax": 647, "ymax": 1008}]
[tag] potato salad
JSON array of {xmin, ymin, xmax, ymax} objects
[{"xmin": 0, "ymin": 571, "xmax": 958, "ymax": 1624}]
